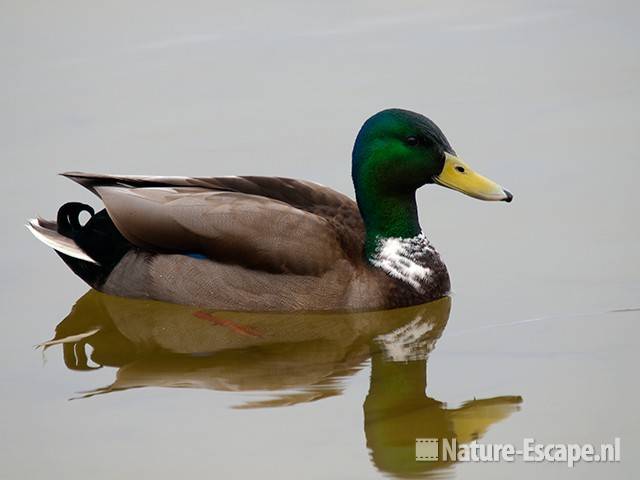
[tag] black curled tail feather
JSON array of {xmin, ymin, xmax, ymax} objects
[
  {"xmin": 56, "ymin": 202, "xmax": 133, "ymax": 288},
  {"xmin": 57, "ymin": 202, "xmax": 95, "ymax": 237}
]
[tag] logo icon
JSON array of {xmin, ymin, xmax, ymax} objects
[{"xmin": 416, "ymin": 438, "xmax": 439, "ymax": 462}]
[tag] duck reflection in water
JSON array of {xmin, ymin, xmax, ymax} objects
[{"xmin": 42, "ymin": 290, "xmax": 522, "ymax": 477}]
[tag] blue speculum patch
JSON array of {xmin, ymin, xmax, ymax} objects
[{"xmin": 185, "ymin": 252, "xmax": 208, "ymax": 260}]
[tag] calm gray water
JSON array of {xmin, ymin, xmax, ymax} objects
[{"xmin": 2, "ymin": 1, "xmax": 638, "ymax": 478}]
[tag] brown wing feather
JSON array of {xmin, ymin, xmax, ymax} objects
[{"xmin": 64, "ymin": 173, "xmax": 365, "ymax": 275}]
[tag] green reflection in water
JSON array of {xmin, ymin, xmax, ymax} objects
[{"xmin": 43, "ymin": 290, "xmax": 522, "ymax": 478}]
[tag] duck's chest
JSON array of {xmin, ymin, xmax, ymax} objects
[{"xmin": 369, "ymin": 234, "xmax": 450, "ymax": 307}]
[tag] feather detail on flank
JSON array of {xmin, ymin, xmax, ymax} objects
[{"xmin": 370, "ymin": 234, "xmax": 434, "ymax": 291}]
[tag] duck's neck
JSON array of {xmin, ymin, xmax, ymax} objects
[{"xmin": 354, "ymin": 183, "xmax": 422, "ymax": 259}]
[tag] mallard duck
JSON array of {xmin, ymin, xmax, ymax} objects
[{"xmin": 27, "ymin": 109, "xmax": 512, "ymax": 311}]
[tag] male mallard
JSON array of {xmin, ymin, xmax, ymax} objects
[{"xmin": 27, "ymin": 109, "xmax": 512, "ymax": 311}]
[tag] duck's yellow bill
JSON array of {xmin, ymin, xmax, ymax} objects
[{"xmin": 434, "ymin": 152, "xmax": 513, "ymax": 202}]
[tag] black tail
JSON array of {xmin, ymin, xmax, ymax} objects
[{"xmin": 56, "ymin": 202, "xmax": 133, "ymax": 288}]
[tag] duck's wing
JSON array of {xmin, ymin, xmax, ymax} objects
[{"xmin": 62, "ymin": 173, "xmax": 365, "ymax": 275}]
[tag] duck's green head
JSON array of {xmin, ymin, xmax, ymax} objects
[{"xmin": 352, "ymin": 109, "xmax": 512, "ymax": 255}]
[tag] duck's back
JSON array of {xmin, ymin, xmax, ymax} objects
[{"xmin": 31, "ymin": 173, "xmax": 393, "ymax": 310}]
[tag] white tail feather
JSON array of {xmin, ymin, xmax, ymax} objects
[{"xmin": 26, "ymin": 218, "xmax": 99, "ymax": 264}]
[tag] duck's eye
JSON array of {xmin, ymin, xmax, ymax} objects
[
  {"xmin": 405, "ymin": 136, "xmax": 418, "ymax": 146},
  {"xmin": 455, "ymin": 166, "xmax": 466, "ymax": 173}
]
